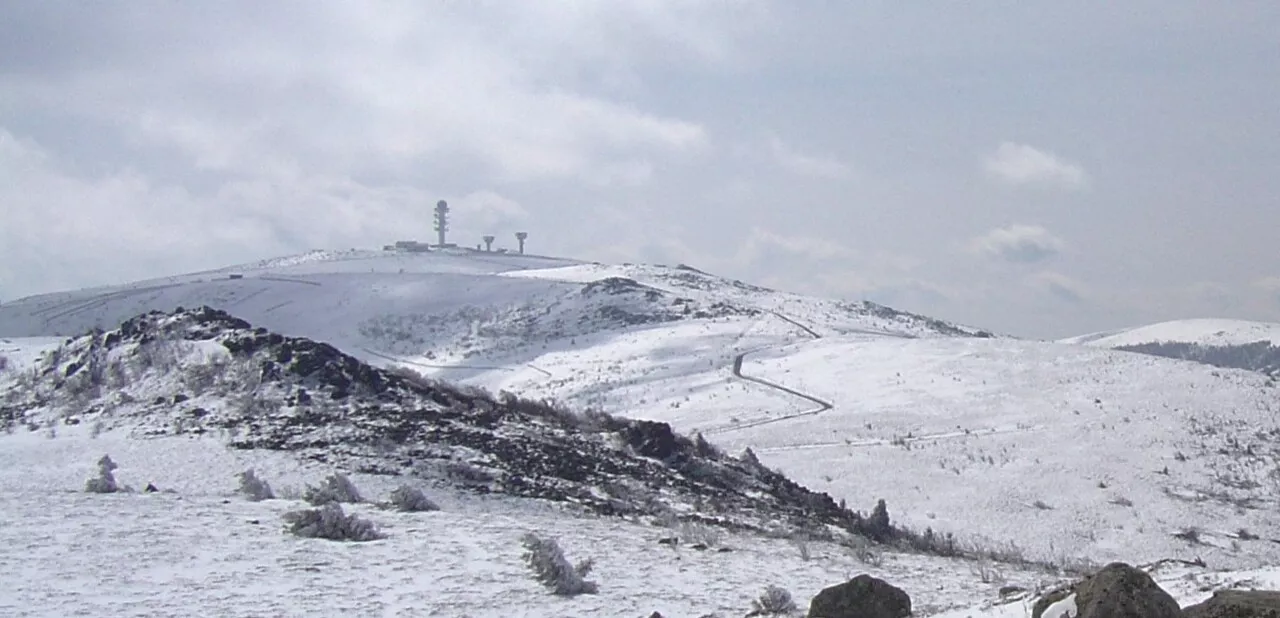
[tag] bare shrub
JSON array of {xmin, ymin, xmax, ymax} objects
[
  {"xmin": 520, "ymin": 533, "xmax": 598, "ymax": 596},
  {"xmin": 679, "ymin": 521, "xmax": 722, "ymax": 547},
  {"xmin": 444, "ymin": 461, "xmax": 495, "ymax": 486},
  {"xmin": 303, "ymin": 473, "xmax": 363, "ymax": 505},
  {"xmin": 282, "ymin": 503, "xmax": 384, "ymax": 542},
  {"xmin": 388, "ymin": 484, "xmax": 439, "ymax": 512},
  {"xmin": 841, "ymin": 534, "xmax": 884, "ymax": 566},
  {"xmin": 749, "ymin": 585, "xmax": 798, "ymax": 616},
  {"xmin": 237, "ymin": 469, "xmax": 275, "ymax": 501},
  {"xmin": 792, "ymin": 534, "xmax": 812, "ymax": 561},
  {"xmin": 971, "ymin": 559, "xmax": 1006, "ymax": 584},
  {"xmin": 1173, "ymin": 527, "xmax": 1202, "ymax": 544},
  {"xmin": 182, "ymin": 357, "xmax": 227, "ymax": 394},
  {"xmin": 1032, "ymin": 499, "xmax": 1054, "ymax": 510},
  {"xmin": 1110, "ymin": 496, "xmax": 1134, "ymax": 507},
  {"xmin": 84, "ymin": 454, "xmax": 120, "ymax": 493}
]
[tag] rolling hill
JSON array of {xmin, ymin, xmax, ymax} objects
[
  {"xmin": 1062, "ymin": 319, "xmax": 1280, "ymax": 377},
  {"xmin": 1062, "ymin": 319, "xmax": 1280, "ymax": 349},
  {"xmin": 4, "ymin": 246, "xmax": 1280, "ymax": 615}
]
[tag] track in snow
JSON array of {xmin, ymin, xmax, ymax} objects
[{"xmin": 703, "ymin": 313, "xmax": 833, "ymax": 435}]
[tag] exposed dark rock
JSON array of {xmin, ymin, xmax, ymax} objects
[
  {"xmin": 1032, "ymin": 563, "xmax": 1179, "ymax": 618},
  {"xmin": 1, "ymin": 306, "xmax": 884, "ymax": 538},
  {"xmin": 809, "ymin": 574, "xmax": 911, "ymax": 618},
  {"xmin": 624, "ymin": 420, "xmax": 683, "ymax": 461},
  {"xmin": 1183, "ymin": 591, "xmax": 1280, "ymax": 618}
]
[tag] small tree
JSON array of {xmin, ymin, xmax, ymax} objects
[
  {"xmin": 749, "ymin": 585, "xmax": 797, "ymax": 616},
  {"xmin": 282, "ymin": 503, "xmax": 384, "ymax": 542},
  {"xmin": 84, "ymin": 454, "xmax": 120, "ymax": 493},
  {"xmin": 237, "ymin": 469, "xmax": 275, "ymax": 501},
  {"xmin": 388, "ymin": 484, "xmax": 439, "ymax": 512},
  {"xmin": 303, "ymin": 473, "xmax": 363, "ymax": 505},
  {"xmin": 867, "ymin": 498, "xmax": 892, "ymax": 541},
  {"xmin": 520, "ymin": 533, "xmax": 598, "ymax": 596}
]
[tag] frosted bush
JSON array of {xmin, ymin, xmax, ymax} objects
[
  {"xmin": 237, "ymin": 469, "xmax": 275, "ymax": 501},
  {"xmin": 303, "ymin": 473, "xmax": 363, "ymax": 505},
  {"xmin": 520, "ymin": 533, "xmax": 598, "ymax": 596},
  {"xmin": 750, "ymin": 585, "xmax": 798, "ymax": 615},
  {"xmin": 388, "ymin": 484, "xmax": 439, "ymax": 512},
  {"xmin": 282, "ymin": 503, "xmax": 384, "ymax": 542},
  {"xmin": 84, "ymin": 454, "xmax": 120, "ymax": 494}
]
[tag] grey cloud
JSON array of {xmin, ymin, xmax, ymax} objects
[
  {"xmin": 971, "ymin": 225, "xmax": 1065, "ymax": 264},
  {"xmin": 3, "ymin": 2, "xmax": 1280, "ymax": 339}
]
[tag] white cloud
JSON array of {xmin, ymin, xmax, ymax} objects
[
  {"xmin": 6, "ymin": 3, "xmax": 718, "ymax": 186},
  {"xmin": 984, "ymin": 142, "xmax": 1087, "ymax": 189},
  {"xmin": 970, "ymin": 224, "xmax": 1065, "ymax": 264},
  {"xmin": 769, "ymin": 138, "xmax": 851, "ymax": 179},
  {"xmin": 0, "ymin": 128, "xmax": 531, "ymax": 299}
]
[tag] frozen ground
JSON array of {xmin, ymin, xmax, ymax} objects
[
  {"xmin": 3, "ymin": 427, "xmax": 1275, "ymax": 618},
  {"xmin": 3, "ymin": 249, "xmax": 1280, "ymax": 614},
  {"xmin": 3, "ymin": 428, "xmax": 1277, "ymax": 617},
  {"xmin": 0, "ymin": 427, "xmax": 1033, "ymax": 617}
]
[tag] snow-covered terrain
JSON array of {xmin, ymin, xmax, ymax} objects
[
  {"xmin": 1062, "ymin": 319, "xmax": 1280, "ymax": 377},
  {"xmin": 1062, "ymin": 319, "xmax": 1280, "ymax": 348},
  {"xmin": 2, "ymin": 426, "xmax": 1276, "ymax": 618},
  {"xmin": 3, "ymin": 247, "xmax": 1280, "ymax": 615}
]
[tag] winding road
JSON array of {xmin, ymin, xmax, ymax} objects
[{"xmin": 702, "ymin": 312, "xmax": 834, "ymax": 435}]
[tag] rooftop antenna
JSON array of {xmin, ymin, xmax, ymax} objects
[
  {"xmin": 482, "ymin": 235, "xmax": 495, "ymax": 252},
  {"xmin": 433, "ymin": 200, "xmax": 450, "ymax": 246},
  {"xmin": 515, "ymin": 231, "xmax": 528, "ymax": 254}
]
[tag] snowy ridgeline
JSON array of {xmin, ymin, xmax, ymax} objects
[{"xmin": 1112, "ymin": 341, "xmax": 1280, "ymax": 377}]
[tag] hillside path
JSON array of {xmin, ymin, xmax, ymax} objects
[{"xmin": 703, "ymin": 312, "xmax": 833, "ymax": 435}]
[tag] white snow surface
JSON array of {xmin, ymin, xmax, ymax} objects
[
  {"xmin": 1062, "ymin": 319, "xmax": 1280, "ymax": 348},
  {"xmin": 4, "ymin": 249, "xmax": 1280, "ymax": 613},
  {"xmin": 2, "ymin": 427, "xmax": 1276, "ymax": 617}
]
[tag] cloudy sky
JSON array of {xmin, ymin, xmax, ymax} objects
[{"xmin": 2, "ymin": 2, "xmax": 1278, "ymax": 338}]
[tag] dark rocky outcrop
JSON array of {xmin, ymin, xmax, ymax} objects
[
  {"xmin": 1, "ymin": 306, "xmax": 881, "ymax": 538},
  {"xmin": 1033, "ymin": 563, "xmax": 1179, "ymax": 618},
  {"xmin": 1183, "ymin": 591, "xmax": 1280, "ymax": 618},
  {"xmin": 809, "ymin": 574, "xmax": 911, "ymax": 618}
]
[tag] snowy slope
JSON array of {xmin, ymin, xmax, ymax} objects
[
  {"xmin": 1062, "ymin": 319, "xmax": 1280, "ymax": 348},
  {"xmin": 0, "ymin": 248, "xmax": 986, "ymax": 378},
  {"xmin": 666, "ymin": 335, "xmax": 1280, "ymax": 570},
  {"xmin": 5, "ymin": 249, "xmax": 1280, "ymax": 580}
]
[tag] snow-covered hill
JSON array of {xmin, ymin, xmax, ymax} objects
[
  {"xmin": 0, "ymin": 307, "xmax": 877, "ymax": 538},
  {"xmin": 0, "ymin": 248, "xmax": 988, "ymax": 351},
  {"xmin": 1062, "ymin": 319, "xmax": 1280, "ymax": 377},
  {"xmin": 649, "ymin": 334, "xmax": 1280, "ymax": 569},
  {"xmin": 1062, "ymin": 319, "xmax": 1280, "ymax": 348},
  {"xmin": 4, "ymin": 248, "xmax": 1280, "ymax": 602}
]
